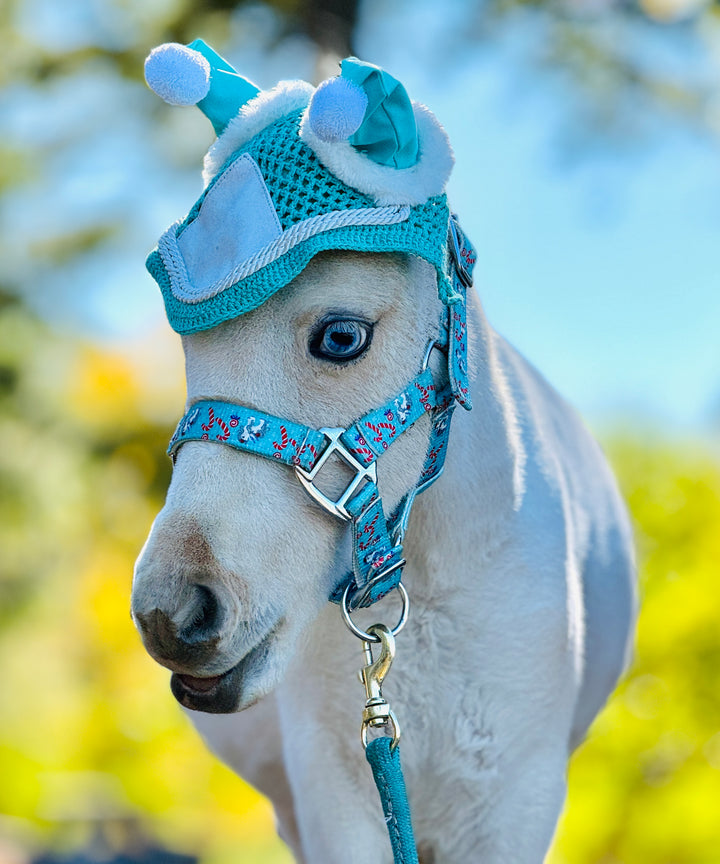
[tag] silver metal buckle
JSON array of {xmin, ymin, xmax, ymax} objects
[
  {"xmin": 449, "ymin": 215, "xmax": 473, "ymax": 288},
  {"xmin": 422, "ymin": 337, "xmax": 447, "ymax": 372},
  {"xmin": 295, "ymin": 427, "xmax": 377, "ymax": 521}
]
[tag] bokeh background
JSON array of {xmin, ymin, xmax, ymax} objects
[{"xmin": 1, "ymin": 1, "xmax": 719, "ymax": 862}]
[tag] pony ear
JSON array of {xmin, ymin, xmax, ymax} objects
[
  {"xmin": 306, "ymin": 58, "xmax": 420, "ymax": 169},
  {"xmin": 144, "ymin": 39, "xmax": 260, "ymax": 136}
]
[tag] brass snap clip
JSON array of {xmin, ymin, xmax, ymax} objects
[{"xmin": 359, "ymin": 623, "xmax": 401, "ymax": 751}]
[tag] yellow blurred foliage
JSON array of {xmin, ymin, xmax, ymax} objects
[
  {"xmin": 2, "ymin": 314, "xmax": 719, "ymax": 864},
  {"xmin": 548, "ymin": 439, "xmax": 720, "ymax": 864},
  {"xmin": 67, "ymin": 348, "xmax": 142, "ymax": 431}
]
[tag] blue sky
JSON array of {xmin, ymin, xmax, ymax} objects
[
  {"xmin": 454, "ymin": 77, "xmax": 720, "ymax": 433},
  {"xmin": 356, "ymin": 0, "xmax": 720, "ymax": 432},
  {"xmin": 2, "ymin": 0, "xmax": 718, "ymax": 435}
]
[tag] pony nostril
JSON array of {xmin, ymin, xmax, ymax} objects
[
  {"xmin": 134, "ymin": 585, "xmax": 226, "ymax": 668},
  {"xmin": 179, "ymin": 585, "xmax": 223, "ymax": 645}
]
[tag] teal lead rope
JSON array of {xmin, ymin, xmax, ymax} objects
[
  {"xmin": 341, "ymin": 216, "xmax": 476, "ymax": 864},
  {"xmin": 347, "ymin": 621, "xmax": 419, "ymax": 864},
  {"xmin": 366, "ymin": 738, "xmax": 420, "ymax": 864}
]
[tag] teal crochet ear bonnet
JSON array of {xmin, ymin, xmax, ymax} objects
[{"xmin": 144, "ymin": 40, "xmax": 465, "ymax": 335}]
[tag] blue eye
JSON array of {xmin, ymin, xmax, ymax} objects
[{"xmin": 310, "ymin": 318, "xmax": 373, "ymax": 363}]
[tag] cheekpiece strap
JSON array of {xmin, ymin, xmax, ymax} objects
[
  {"xmin": 446, "ymin": 214, "xmax": 476, "ymax": 410},
  {"xmin": 331, "ymin": 214, "xmax": 476, "ymax": 607},
  {"xmin": 339, "ymin": 367, "xmax": 447, "ymax": 466},
  {"xmin": 334, "ymin": 365, "xmax": 456, "ymax": 608}
]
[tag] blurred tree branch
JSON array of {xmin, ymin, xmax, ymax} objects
[{"xmin": 4, "ymin": 0, "xmax": 716, "ymax": 135}]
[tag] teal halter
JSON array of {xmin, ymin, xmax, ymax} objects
[{"xmin": 168, "ymin": 216, "xmax": 475, "ymax": 610}]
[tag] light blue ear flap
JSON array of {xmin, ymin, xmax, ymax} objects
[
  {"xmin": 144, "ymin": 39, "xmax": 260, "ymax": 136},
  {"xmin": 340, "ymin": 58, "xmax": 419, "ymax": 169}
]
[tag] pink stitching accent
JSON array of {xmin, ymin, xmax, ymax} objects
[{"xmin": 296, "ymin": 442, "xmax": 318, "ymax": 465}]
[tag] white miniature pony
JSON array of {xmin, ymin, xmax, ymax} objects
[{"xmin": 132, "ymin": 41, "xmax": 636, "ymax": 864}]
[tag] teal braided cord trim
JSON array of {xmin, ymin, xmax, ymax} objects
[
  {"xmin": 149, "ymin": 195, "xmax": 452, "ymax": 334},
  {"xmin": 365, "ymin": 738, "xmax": 419, "ymax": 864}
]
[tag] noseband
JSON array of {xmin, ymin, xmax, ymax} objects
[{"xmin": 168, "ymin": 216, "xmax": 475, "ymax": 613}]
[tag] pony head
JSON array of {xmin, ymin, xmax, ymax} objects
[{"xmin": 132, "ymin": 40, "xmax": 471, "ymax": 713}]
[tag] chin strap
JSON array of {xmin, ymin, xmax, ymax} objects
[{"xmin": 167, "ymin": 215, "xmax": 475, "ymax": 610}]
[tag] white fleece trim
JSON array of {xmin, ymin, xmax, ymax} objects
[
  {"xmin": 203, "ymin": 80, "xmax": 314, "ymax": 186},
  {"xmin": 299, "ymin": 101, "xmax": 454, "ymax": 206}
]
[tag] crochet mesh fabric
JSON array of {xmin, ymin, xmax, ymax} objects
[
  {"xmin": 151, "ymin": 109, "xmax": 455, "ymax": 334},
  {"xmin": 246, "ymin": 112, "xmax": 372, "ymax": 229}
]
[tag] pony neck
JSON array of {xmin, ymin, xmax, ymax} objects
[{"xmin": 407, "ymin": 292, "xmax": 526, "ymax": 599}]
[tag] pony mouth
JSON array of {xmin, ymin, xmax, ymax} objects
[{"xmin": 170, "ymin": 622, "xmax": 283, "ymax": 713}]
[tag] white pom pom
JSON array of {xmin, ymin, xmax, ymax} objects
[
  {"xmin": 307, "ymin": 77, "xmax": 368, "ymax": 143},
  {"xmin": 144, "ymin": 43, "xmax": 211, "ymax": 106}
]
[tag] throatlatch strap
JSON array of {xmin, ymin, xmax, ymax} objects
[
  {"xmin": 332, "ymin": 366, "xmax": 454, "ymax": 608},
  {"xmin": 365, "ymin": 738, "xmax": 419, "ymax": 864}
]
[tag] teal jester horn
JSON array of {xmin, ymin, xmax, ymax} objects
[
  {"xmin": 306, "ymin": 58, "xmax": 421, "ymax": 169},
  {"xmin": 144, "ymin": 39, "xmax": 260, "ymax": 135},
  {"xmin": 341, "ymin": 58, "xmax": 420, "ymax": 169}
]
